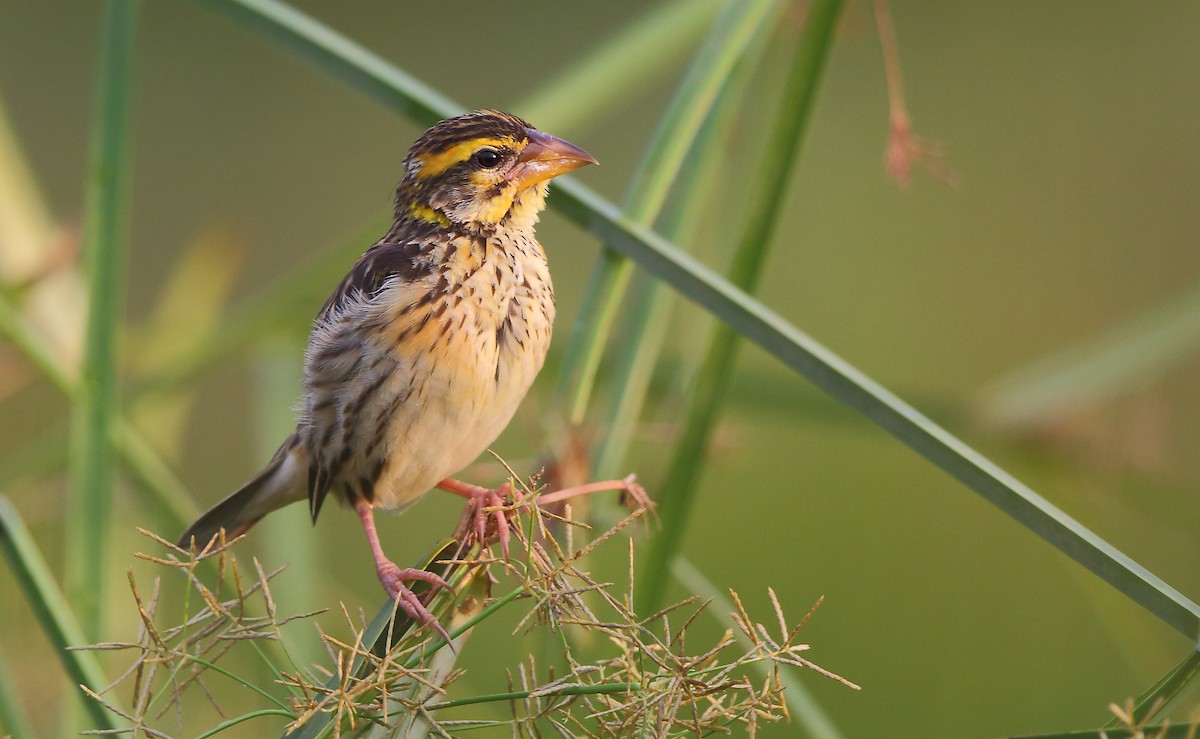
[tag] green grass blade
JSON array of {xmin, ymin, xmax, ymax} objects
[
  {"xmin": 196, "ymin": 709, "xmax": 297, "ymax": 739},
  {"xmin": 516, "ymin": 0, "xmax": 723, "ymax": 130},
  {"xmin": 0, "ymin": 294, "xmax": 196, "ymax": 532},
  {"xmin": 589, "ymin": 2, "xmax": 775, "ymax": 481},
  {"xmin": 0, "ymin": 293, "xmax": 73, "ymax": 391},
  {"xmin": 553, "ymin": 0, "xmax": 787, "ymax": 424},
  {"xmin": 133, "ymin": 214, "xmax": 390, "ymax": 403},
  {"xmin": 547, "ymin": 178, "xmax": 1200, "ymax": 641},
  {"xmin": 639, "ymin": 0, "xmax": 844, "ymax": 613},
  {"xmin": 254, "ymin": 343, "xmax": 324, "ymax": 672},
  {"xmin": 115, "ymin": 418, "xmax": 199, "ymax": 528},
  {"xmin": 192, "ymin": 0, "xmax": 460, "ymax": 127},
  {"xmin": 379, "ymin": 571, "xmax": 490, "ymax": 737},
  {"xmin": 420, "ymin": 683, "xmax": 638, "ymax": 712},
  {"xmin": 981, "ymin": 283, "xmax": 1200, "ymax": 428},
  {"xmin": 611, "ymin": 0, "xmax": 786, "ymax": 220},
  {"xmin": 0, "ymin": 497, "xmax": 119, "ymax": 732},
  {"xmin": 0, "ymin": 645, "xmax": 35, "ymax": 739},
  {"xmin": 66, "ymin": 0, "xmax": 138, "ymax": 643},
  {"xmin": 1105, "ymin": 647, "xmax": 1200, "ymax": 728},
  {"xmin": 189, "ymin": 0, "xmax": 1200, "ymax": 641}
]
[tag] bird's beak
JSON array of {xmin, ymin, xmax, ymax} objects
[{"xmin": 511, "ymin": 128, "xmax": 597, "ymax": 190}]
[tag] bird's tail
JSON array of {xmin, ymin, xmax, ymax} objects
[{"xmin": 177, "ymin": 434, "xmax": 309, "ymax": 550}]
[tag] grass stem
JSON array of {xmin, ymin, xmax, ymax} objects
[
  {"xmin": 553, "ymin": 0, "xmax": 787, "ymax": 424},
  {"xmin": 0, "ymin": 497, "xmax": 119, "ymax": 731},
  {"xmin": 637, "ymin": 0, "xmax": 845, "ymax": 615},
  {"xmin": 65, "ymin": 0, "xmax": 138, "ymax": 643}
]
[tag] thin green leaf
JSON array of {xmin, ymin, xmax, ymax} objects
[
  {"xmin": 0, "ymin": 276, "xmax": 73, "ymax": 394},
  {"xmin": 0, "ymin": 496, "xmax": 119, "ymax": 732},
  {"xmin": 1105, "ymin": 648, "xmax": 1200, "ymax": 728},
  {"xmin": 0, "ymin": 269, "xmax": 197, "ymax": 533},
  {"xmin": 133, "ymin": 214, "xmax": 389, "ymax": 403},
  {"xmin": 279, "ymin": 599, "xmax": 399, "ymax": 739},
  {"xmin": 254, "ymin": 344, "xmax": 323, "ymax": 675},
  {"xmin": 192, "ymin": 0, "xmax": 460, "ymax": 126},
  {"xmin": 385, "ymin": 567, "xmax": 491, "ymax": 738},
  {"xmin": 516, "ymin": 0, "xmax": 724, "ymax": 131},
  {"xmin": 196, "ymin": 709, "xmax": 297, "ymax": 739},
  {"xmin": 639, "ymin": 0, "xmax": 844, "ymax": 613},
  {"xmin": 0, "ymin": 645, "xmax": 36, "ymax": 739},
  {"xmin": 422, "ymin": 683, "xmax": 637, "ymax": 712},
  {"xmin": 982, "ymin": 283, "xmax": 1200, "ymax": 428},
  {"xmin": 589, "ymin": 1, "xmax": 776, "ymax": 481},
  {"xmin": 554, "ymin": 0, "xmax": 787, "ymax": 424},
  {"xmin": 66, "ymin": 0, "xmax": 138, "ymax": 642}
]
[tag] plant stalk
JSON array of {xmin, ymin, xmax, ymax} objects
[
  {"xmin": 65, "ymin": 0, "xmax": 139, "ymax": 644},
  {"xmin": 553, "ymin": 0, "xmax": 787, "ymax": 424},
  {"xmin": 637, "ymin": 0, "xmax": 845, "ymax": 615},
  {"xmin": 0, "ymin": 497, "xmax": 119, "ymax": 731}
]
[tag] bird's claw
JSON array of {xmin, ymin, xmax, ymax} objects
[
  {"xmin": 443, "ymin": 474, "xmax": 652, "ymax": 559},
  {"xmin": 376, "ymin": 562, "xmax": 454, "ymax": 645},
  {"xmin": 618, "ymin": 474, "xmax": 655, "ymax": 518},
  {"xmin": 457, "ymin": 482, "xmax": 525, "ymax": 561}
]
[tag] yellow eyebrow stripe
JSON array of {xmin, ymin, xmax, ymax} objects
[{"xmin": 415, "ymin": 137, "xmax": 514, "ymax": 179}]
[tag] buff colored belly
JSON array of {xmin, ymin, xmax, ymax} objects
[
  {"xmin": 362, "ymin": 299, "xmax": 551, "ymax": 510},
  {"xmin": 303, "ymin": 230, "xmax": 555, "ymax": 513}
]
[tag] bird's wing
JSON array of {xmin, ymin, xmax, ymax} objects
[
  {"xmin": 305, "ymin": 237, "xmax": 438, "ymax": 520},
  {"xmin": 316, "ymin": 237, "xmax": 440, "ymax": 323}
]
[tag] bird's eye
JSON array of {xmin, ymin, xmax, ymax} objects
[{"xmin": 473, "ymin": 148, "xmax": 502, "ymax": 169}]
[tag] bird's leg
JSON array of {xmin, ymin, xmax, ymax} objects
[
  {"xmin": 536, "ymin": 474, "xmax": 652, "ymax": 512},
  {"xmin": 437, "ymin": 474, "xmax": 652, "ymax": 558},
  {"xmin": 355, "ymin": 500, "xmax": 453, "ymax": 645},
  {"xmin": 438, "ymin": 478, "xmax": 525, "ymax": 560}
]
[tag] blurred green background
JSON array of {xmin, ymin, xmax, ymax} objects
[{"xmin": 2, "ymin": 1, "xmax": 1198, "ymax": 736}]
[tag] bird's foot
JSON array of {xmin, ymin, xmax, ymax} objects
[
  {"xmin": 538, "ymin": 474, "xmax": 654, "ymax": 517},
  {"xmin": 441, "ymin": 479, "xmax": 526, "ymax": 560},
  {"xmin": 357, "ymin": 499, "xmax": 455, "ymax": 644},
  {"xmin": 376, "ymin": 561, "xmax": 454, "ymax": 646},
  {"xmin": 439, "ymin": 474, "xmax": 653, "ymax": 557}
]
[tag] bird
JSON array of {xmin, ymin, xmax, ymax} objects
[{"xmin": 177, "ymin": 110, "xmax": 611, "ymax": 638}]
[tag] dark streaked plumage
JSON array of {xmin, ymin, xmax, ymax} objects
[{"xmin": 177, "ymin": 111, "xmax": 596, "ymax": 632}]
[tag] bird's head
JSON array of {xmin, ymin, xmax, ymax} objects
[{"xmin": 397, "ymin": 110, "xmax": 596, "ymax": 233}]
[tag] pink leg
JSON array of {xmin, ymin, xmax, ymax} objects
[
  {"xmin": 356, "ymin": 501, "xmax": 453, "ymax": 645},
  {"xmin": 438, "ymin": 478, "xmax": 524, "ymax": 560},
  {"xmin": 437, "ymin": 474, "xmax": 652, "ymax": 558},
  {"xmin": 536, "ymin": 474, "xmax": 651, "ymax": 511}
]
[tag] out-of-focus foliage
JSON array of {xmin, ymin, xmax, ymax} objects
[{"xmin": 1, "ymin": 1, "xmax": 1198, "ymax": 737}]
